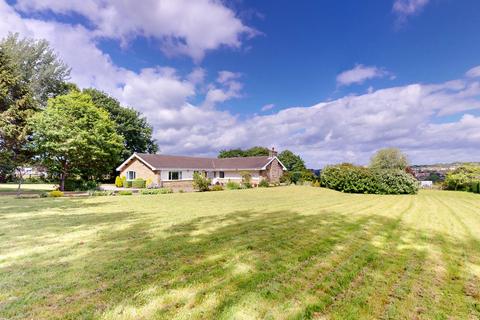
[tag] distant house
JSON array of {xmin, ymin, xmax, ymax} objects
[
  {"xmin": 420, "ymin": 181, "xmax": 433, "ymax": 188},
  {"xmin": 116, "ymin": 148, "xmax": 286, "ymax": 190}
]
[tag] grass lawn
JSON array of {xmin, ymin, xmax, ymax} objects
[
  {"xmin": 0, "ymin": 183, "xmax": 55, "ymax": 193},
  {"xmin": 0, "ymin": 187, "xmax": 479, "ymax": 319}
]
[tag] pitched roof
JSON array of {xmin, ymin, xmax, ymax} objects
[{"xmin": 117, "ymin": 153, "xmax": 286, "ymax": 171}]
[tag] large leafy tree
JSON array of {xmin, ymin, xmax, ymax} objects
[
  {"xmin": 0, "ymin": 48, "xmax": 38, "ymax": 193},
  {"xmin": 369, "ymin": 148, "xmax": 409, "ymax": 170},
  {"xmin": 218, "ymin": 146, "xmax": 269, "ymax": 158},
  {"xmin": 30, "ymin": 92, "xmax": 124, "ymax": 190},
  {"xmin": 278, "ymin": 150, "xmax": 306, "ymax": 172},
  {"xmin": 1, "ymin": 33, "xmax": 71, "ymax": 106},
  {"xmin": 83, "ymin": 88, "xmax": 158, "ymax": 159}
]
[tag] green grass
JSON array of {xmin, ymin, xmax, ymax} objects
[
  {"xmin": 0, "ymin": 187, "xmax": 479, "ymax": 319},
  {"xmin": 0, "ymin": 183, "xmax": 55, "ymax": 193}
]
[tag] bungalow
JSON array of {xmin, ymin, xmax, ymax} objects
[{"xmin": 116, "ymin": 148, "xmax": 286, "ymax": 190}]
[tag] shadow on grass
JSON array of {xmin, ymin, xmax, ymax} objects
[{"xmin": 1, "ymin": 209, "xmax": 479, "ymax": 319}]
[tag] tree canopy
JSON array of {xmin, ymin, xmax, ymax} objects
[
  {"xmin": 369, "ymin": 148, "xmax": 409, "ymax": 171},
  {"xmin": 83, "ymin": 88, "xmax": 158, "ymax": 159},
  {"xmin": 218, "ymin": 146, "xmax": 269, "ymax": 158},
  {"xmin": 0, "ymin": 47, "xmax": 38, "ymax": 190},
  {"xmin": 278, "ymin": 150, "xmax": 306, "ymax": 172},
  {"xmin": 1, "ymin": 33, "xmax": 71, "ymax": 107},
  {"xmin": 30, "ymin": 92, "xmax": 123, "ymax": 190}
]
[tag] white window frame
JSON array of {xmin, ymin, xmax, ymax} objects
[
  {"xmin": 168, "ymin": 171, "xmax": 182, "ymax": 181},
  {"xmin": 126, "ymin": 171, "xmax": 136, "ymax": 180}
]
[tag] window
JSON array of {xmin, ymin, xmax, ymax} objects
[
  {"xmin": 219, "ymin": 171, "xmax": 225, "ymax": 178},
  {"xmin": 213, "ymin": 171, "xmax": 217, "ymax": 178},
  {"xmin": 126, "ymin": 171, "xmax": 136, "ymax": 180},
  {"xmin": 168, "ymin": 171, "xmax": 182, "ymax": 180}
]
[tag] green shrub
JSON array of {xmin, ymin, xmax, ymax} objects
[
  {"xmin": 115, "ymin": 176, "xmax": 123, "ymax": 187},
  {"xmin": 140, "ymin": 188, "xmax": 173, "ymax": 195},
  {"xmin": 321, "ymin": 164, "xmax": 418, "ymax": 195},
  {"xmin": 226, "ymin": 181, "xmax": 241, "ymax": 190},
  {"xmin": 193, "ymin": 172, "xmax": 211, "ymax": 192},
  {"xmin": 258, "ymin": 179, "xmax": 270, "ymax": 188},
  {"xmin": 124, "ymin": 180, "xmax": 132, "ymax": 188},
  {"xmin": 470, "ymin": 181, "xmax": 480, "ymax": 194},
  {"xmin": 131, "ymin": 178, "xmax": 146, "ymax": 188},
  {"xmin": 210, "ymin": 185, "xmax": 224, "ymax": 191},
  {"xmin": 121, "ymin": 176, "xmax": 127, "ymax": 188},
  {"xmin": 64, "ymin": 179, "xmax": 98, "ymax": 191},
  {"xmin": 48, "ymin": 190, "xmax": 64, "ymax": 197},
  {"xmin": 312, "ymin": 180, "xmax": 321, "ymax": 187},
  {"xmin": 242, "ymin": 182, "xmax": 252, "ymax": 189},
  {"xmin": 118, "ymin": 190, "xmax": 133, "ymax": 196}
]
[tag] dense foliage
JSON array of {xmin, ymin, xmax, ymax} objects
[
  {"xmin": 193, "ymin": 172, "xmax": 211, "ymax": 192},
  {"xmin": 369, "ymin": 148, "xmax": 409, "ymax": 170},
  {"xmin": 0, "ymin": 47, "xmax": 38, "ymax": 191},
  {"xmin": 30, "ymin": 92, "xmax": 124, "ymax": 190},
  {"xmin": 444, "ymin": 166, "xmax": 480, "ymax": 191},
  {"xmin": 218, "ymin": 146, "xmax": 269, "ymax": 158},
  {"xmin": 83, "ymin": 88, "xmax": 158, "ymax": 159},
  {"xmin": 278, "ymin": 150, "xmax": 306, "ymax": 172},
  {"xmin": 1, "ymin": 33, "xmax": 70, "ymax": 106},
  {"xmin": 321, "ymin": 164, "xmax": 418, "ymax": 195}
]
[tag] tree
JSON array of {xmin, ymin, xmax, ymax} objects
[
  {"xmin": 83, "ymin": 88, "xmax": 158, "ymax": 159},
  {"xmin": 278, "ymin": 150, "xmax": 306, "ymax": 172},
  {"xmin": 369, "ymin": 148, "xmax": 409, "ymax": 171},
  {"xmin": 218, "ymin": 146, "xmax": 269, "ymax": 158},
  {"xmin": 444, "ymin": 166, "xmax": 480, "ymax": 191},
  {"xmin": 0, "ymin": 48, "xmax": 38, "ymax": 195},
  {"xmin": 30, "ymin": 92, "xmax": 124, "ymax": 191},
  {"xmin": 1, "ymin": 33, "xmax": 71, "ymax": 106}
]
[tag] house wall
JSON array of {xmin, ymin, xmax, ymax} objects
[
  {"xmin": 211, "ymin": 170, "xmax": 261, "ymax": 185},
  {"xmin": 160, "ymin": 169, "xmax": 195, "ymax": 181},
  {"xmin": 263, "ymin": 159, "xmax": 284, "ymax": 183},
  {"xmin": 120, "ymin": 158, "xmax": 159, "ymax": 184}
]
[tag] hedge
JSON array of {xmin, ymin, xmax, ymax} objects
[
  {"xmin": 131, "ymin": 178, "xmax": 146, "ymax": 188},
  {"xmin": 470, "ymin": 181, "xmax": 480, "ymax": 194},
  {"xmin": 321, "ymin": 164, "xmax": 418, "ymax": 195}
]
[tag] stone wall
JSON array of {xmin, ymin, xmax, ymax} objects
[
  {"xmin": 264, "ymin": 159, "xmax": 284, "ymax": 183},
  {"xmin": 161, "ymin": 180, "xmax": 194, "ymax": 192}
]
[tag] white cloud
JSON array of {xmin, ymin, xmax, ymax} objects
[
  {"xmin": 466, "ymin": 66, "xmax": 480, "ymax": 78},
  {"xmin": 261, "ymin": 104, "xmax": 275, "ymax": 112},
  {"xmin": 202, "ymin": 71, "xmax": 243, "ymax": 108},
  {"xmin": 14, "ymin": 0, "xmax": 256, "ymax": 61},
  {"xmin": 393, "ymin": 0, "xmax": 430, "ymax": 23},
  {"xmin": 337, "ymin": 64, "xmax": 394, "ymax": 86}
]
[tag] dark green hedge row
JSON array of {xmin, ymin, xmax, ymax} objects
[
  {"xmin": 470, "ymin": 181, "xmax": 480, "ymax": 194},
  {"xmin": 321, "ymin": 164, "xmax": 419, "ymax": 195}
]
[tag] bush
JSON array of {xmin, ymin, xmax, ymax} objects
[
  {"xmin": 140, "ymin": 188, "xmax": 173, "ymax": 195},
  {"xmin": 226, "ymin": 181, "xmax": 241, "ymax": 190},
  {"xmin": 470, "ymin": 181, "xmax": 480, "ymax": 194},
  {"xmin": 48, "ymin": 190, "xmax": 64, "ymax": 197},
  {"xmin": 242, "ymin": 182, "xmax": 252, "ymax": 189},
  {"xmin": 321, "ymin": 164, "xmax": 418, "ymax": 195},
  {"xmin": 210, "ymin": 185, "xmax": 224, "ymax": 191},
  {"xmin": 121, "ymin": 176, "xmax": 128, "ymax": 188},
  {"xmin": 115, "ymin": 176, "xmax": 123, "ymax": 188},
  {"xmin": 132, "ymin": 178, "xmax": 146, "ymax": 188},
  {"xmin": 64, "ymin": 179, "xmax": 98, "ymax": 191},
  {"xmin": 258, "ymin": 179, "xmax": 270, "ymax": 188},
  {"xmin": 193, "ymin": 172, "xmax": 211, "ymax": 192},
  {"xmin": 145, "ymin": 178, "xmax": 153, "ymax": 188},
  {"xmin": 312, "ymin": 180, "xmax": 321, "ymax": 187},
  {"xmin": 118, "ymin": 190, "xmax": 133, "ymax": 196}
]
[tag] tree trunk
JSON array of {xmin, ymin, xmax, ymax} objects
[
  {"xmin": 16, "ymin": 168, "xmax": 23, "ymax": 198},
  {"xmin": 59, "ymin": 162, "xmax": 67, "ymax": 191}
]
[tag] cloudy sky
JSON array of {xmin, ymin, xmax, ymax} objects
[{"xmin": 1, "ymin": 0, "xmax": 480, "ymax": 167}]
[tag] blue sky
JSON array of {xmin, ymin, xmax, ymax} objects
[{"xmin": 1, "ymin": 0, "xmax": 480, "ymax": 167}]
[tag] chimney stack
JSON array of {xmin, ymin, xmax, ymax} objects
[{"xmin": 269, "ymin": 147, "xmax": 278, "ymax": 158}]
